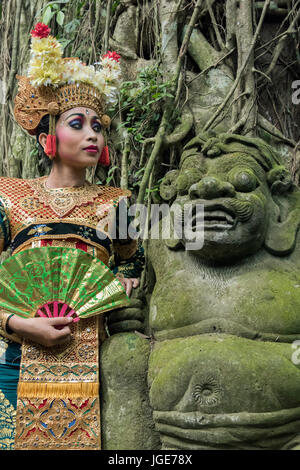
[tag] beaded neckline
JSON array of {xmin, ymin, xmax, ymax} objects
[
  {"xmin": 43, "ymin": 177, "xmax": 88, "ymax": 192},
  {"xmin": 27, "ymin": 176, "xmax": 103, "ymax": 217}
]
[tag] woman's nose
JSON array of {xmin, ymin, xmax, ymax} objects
[
  {"xmin": 189, "ymin": 176, "xmax": 236, "ymax": 199},
  {"xmin": 86, "ymin": 127, "xmax": 98, "ymax": 141}
]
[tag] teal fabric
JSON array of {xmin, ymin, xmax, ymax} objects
[
  {"xmin": 0, "ymin": 338, "xmax": 20, "ymax": 450},
  {"xmin": 0, "ymin": 200, "xmax": 11, "ymax": 250},
  {"xmin": 0, "ymin": 339, "xmax": 21, "ymax": 407}
]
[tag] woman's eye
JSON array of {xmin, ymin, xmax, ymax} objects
[
  {"xmin": 68, "ymin": 119, "xmax": 101, "ymax": 132},
  {"xmin": 92, "ymin": 123, "xmax": 102, "ymax": 133},
  {"xmin": 69, "ymin": 120, "xmax": 82, "ymax": 129}
]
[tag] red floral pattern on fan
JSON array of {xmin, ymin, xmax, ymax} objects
[
  {"xmin": 31, "ymin": 22, "xmax": 51, "ymax": 39},
  {"xmin": 36, "ymin": 301, "xmax": 80, "ymax": 322}
]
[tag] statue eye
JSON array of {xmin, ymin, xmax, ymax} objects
[{"xmin": 228, "ymin": 168, "xmax": 258, "ymax": 192}]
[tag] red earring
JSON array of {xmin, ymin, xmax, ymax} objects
[
  {"xmin": 45, "ymin": 135, "xmax": 56, "ymax": 159},
  {"xmin": 45, "ymin": 114, "xmax": 57, "ymax": 159},
  {"xmin": 98, "ymin": 146, "xmax": 110, "ymax": 166}
]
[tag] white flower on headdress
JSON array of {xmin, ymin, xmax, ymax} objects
[
  {"xmin": 27, "ymin": 23, "xmax": 122, "ymax": 104},
  {"xmin": 28, "ymin": 36, "xmax": 64, "ymax": 87}
]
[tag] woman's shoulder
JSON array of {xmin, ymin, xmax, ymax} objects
[
  {"xmin": 91, "ymin": 183, "xmax": 132, "ymax": 201},
  {"xmin": 0, "ymin": 176, "xmax": 31, "ymax": 193},
  {"xmin": 0, "ymin": 177, "xmax": 38, "ymax": 206}
]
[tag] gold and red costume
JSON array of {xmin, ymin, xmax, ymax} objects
[{"xmin": 0, "ymin": 176, "xmax": 144, "ymax": 450}]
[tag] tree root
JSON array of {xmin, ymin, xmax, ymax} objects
[
  {"xmin": 136, "ymin": 0, "xmax": 203, "ymax": 205},
  {"xmin": 203, "ymin": 0, "xmax": 271, "ymax": 132}
]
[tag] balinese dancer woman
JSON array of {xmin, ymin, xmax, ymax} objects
[{"xmin": 0, "ymin": 23, "xmax": 144, "ymax": 450}]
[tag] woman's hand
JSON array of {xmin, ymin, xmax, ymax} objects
[
  {"xmin": 117, "ymin": 276, "xmax": 140, "ymax": 297},
  {"xmin": 7, "ymin": 315, "xmax": 73, "ymax": 347}
]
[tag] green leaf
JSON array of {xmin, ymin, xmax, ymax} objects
[
  {"xmin": 135, "ymin": 168, "xmax": 145, "ymax": 177},
  {"xmin": 43, "ymin": 6, "xmax": 54, "ymax": 24},
  {"xmin": 57, "ymin": 38, "xmax": 71, "ymax": 48},
  {"xmin": 65, "ymin": 19, "xmax": 80, "ymax": 33},
  {"xmin": 108, "ymin": 166, "xmax": 118, "ymax": 176},
  {"xmin": 56, "ymin": 10, "xmax": 65, "ymax": 26},
  {"xmin": 112, "ymin": 0, "xmax": 121, "ymax": 14}
]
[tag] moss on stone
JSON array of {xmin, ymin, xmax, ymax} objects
[
  {"xmin": 148, "ymin": 334, "xmax": 300, "ymax": 415},
  {"xmin": 100, "ymin": 333, "xmax": 160, "ymax": 450}
]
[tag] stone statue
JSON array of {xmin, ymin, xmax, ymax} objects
[{"xmin": 100, "ymin": 132, "xmax": 300, "ymax": 450}]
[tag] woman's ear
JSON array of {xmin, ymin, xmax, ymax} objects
[{"xmin": 38, "ymin": 132, "xmax": 48, "ymax": 150}]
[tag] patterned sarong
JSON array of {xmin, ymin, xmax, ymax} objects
[{"xmin": 10, "ymin": 317, "xmax": 103, "ymax": 450}]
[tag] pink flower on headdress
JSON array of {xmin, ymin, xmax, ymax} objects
[
  {"xmin": 102, "ymin": 51, "xmax": 121, "ymax": 62},
  {"xmin": 31, "ymin": 22, "xmax": 51, "ymax": 39}
]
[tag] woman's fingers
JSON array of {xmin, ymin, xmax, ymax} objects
[
  {"xmin": 35, "ymin": 317, "xmax": 73, "ymax": 346},
  {"xmin": 7, "ymin": 316, "xmax": 73, "ymax": 347},
  {"xmin": 49, "ymin": 317, "xmax": 73, "ymax": 342},
  {"xmin": 48, "ymin": 316, "xmax": 73, "ymax": 331},
  {"xmin": 121, "ymin": 278, "xmax": 140, "ymax": 296},
  {"xmin": 125, "ymin": 279, "xmax": 133, "ymax": 296},
  {"xmin": 48, "ymin": 317, "xmax": 73, "ymax": 326}
]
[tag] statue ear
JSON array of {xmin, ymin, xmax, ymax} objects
[
  {"xmin": 264, "ymin": 184, "xmax": 300, "ymax": 255},
  {"xmin": 164, "ymin": 209, "xmax": 184, "ymax": 250},
  {"xmin": 159, "ymin": 171, "xmax": 183, "ymax": 250}
]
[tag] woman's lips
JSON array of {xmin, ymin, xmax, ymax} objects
[{"xmin": 83, "ymin": 146, "xmax": 99, "ymax": 154}]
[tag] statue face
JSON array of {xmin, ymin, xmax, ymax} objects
[{"xmin": 174, "ymin": 152, "xmax": 272, "ymax": 261}]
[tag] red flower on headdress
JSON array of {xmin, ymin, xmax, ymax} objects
[
  {"xmin": 31, "ymin": 22, "xmax": 51, "ymax": 39},
  {"xmin": 102, "ymin": 51, "xmax": 121, "ymax": 62}
]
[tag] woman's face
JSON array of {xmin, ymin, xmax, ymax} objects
[{"xmin": 40, "ymin": 106, "xmax": 105, "ymax": 168}]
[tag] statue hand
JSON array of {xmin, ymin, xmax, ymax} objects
[{"xmin": 107, "ymin": 290, "xmax": 145, "ymax": 334}]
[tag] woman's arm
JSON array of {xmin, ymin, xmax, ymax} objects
[
  {"xmin": 112, "ymin": 239, "xmax": 145, "ymax": 296},
  {"xmin": 7, "ymin": 315, "xmax": 73, "ymax": 347},
  {"xmin": 110, "ymin": 200, "xmax": 145, "ymax": 296}
]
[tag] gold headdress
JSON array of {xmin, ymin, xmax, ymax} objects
[{"xmin": 14, "ymin": 23, "xmax": 121, "ymax": 163}]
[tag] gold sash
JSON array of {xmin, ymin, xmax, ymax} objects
[{"xmin": 14, "ymin": 316, "xmax": 102, "ymax": 450}]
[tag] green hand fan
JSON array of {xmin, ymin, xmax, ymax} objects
[{"xmin": 0, "ymin": 247, "xmax": 130, "ymax": 321}]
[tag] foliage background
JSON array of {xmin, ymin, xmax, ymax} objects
[{"xmin": 0, "ymin": 0, "xmax": 300, "ymax": 209}]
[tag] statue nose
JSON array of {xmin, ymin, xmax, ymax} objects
[{"xmin": 189, "ymin": 176, "xmax": 236, "ymax": 199}]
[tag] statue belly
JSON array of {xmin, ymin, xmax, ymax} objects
[
  {"xmin": 149, "ymin": 270, "xmax": 300, "ymax": 341},
  {"xmin": 148, "ymin": 334, "xmax": 300, "ymax": 449}
]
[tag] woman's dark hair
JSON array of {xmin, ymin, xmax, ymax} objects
[{"xmin": 36, "ymin": 114, "xmax": 59, "ymax": 171}]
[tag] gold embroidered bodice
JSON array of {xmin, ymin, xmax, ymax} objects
[
  {"xmin": 0, "ymin": 176, "xmax": 144, "ymax": 343},
  {"xmin": 0, "ymin": 176, "xmax": 132, "ymax": 264}
]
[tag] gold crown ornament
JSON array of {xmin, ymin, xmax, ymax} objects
[{"xmin": 14, "ymin": 22, "xmax": 122, "ymax": 164}]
